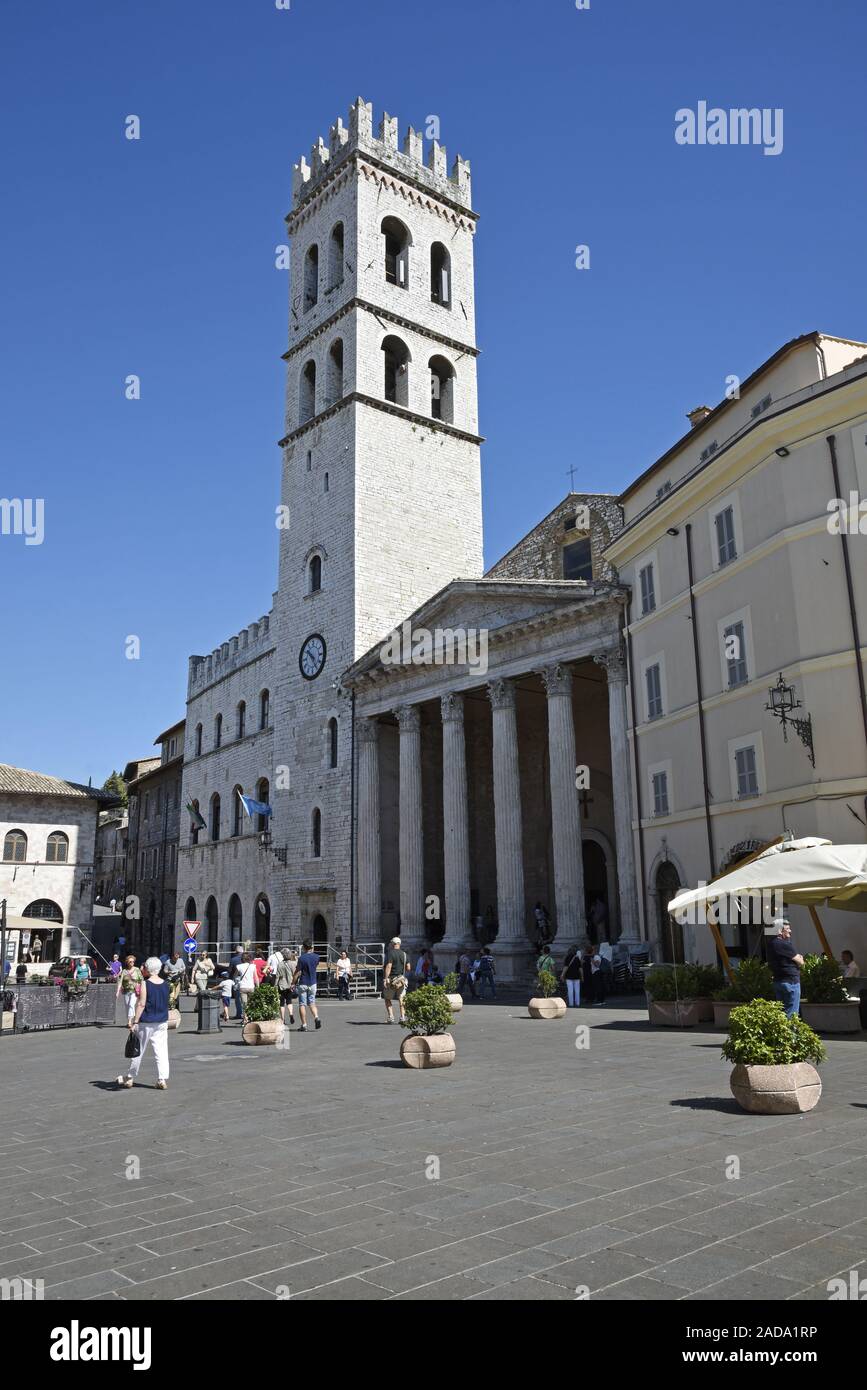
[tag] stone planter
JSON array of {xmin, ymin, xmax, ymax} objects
[
  {"xmin": 683, "ymin": 996, "xmax": 714, "ymax": 1022},
  {"xmin": 648, "ymin": 999, "xmax": 703, "ymax": 1027},
  {"xmin": 400, "ymin": 1033, "xmax": 456, "ymax": 1069},
  {"xmin": 800, "ymin": 1001, "xmax": 862, "ymax": 1034},
  {"xmin": 730, "ymin": 1063, "xmax": 822, "ymax": 1114},
  {"xmin": 242, "ymin": 1018, "xmax": 284, "ymax": 1046},
  {"xmin": 528, "ymin": 997, "xmax": 567, "ymax": 1019},
  {"xmin": 446, "ymin": 993, "xmax": 463, "ymax": 1014},
  {"xmin": 712, "ymin": 1000, "xmax": 737, "ymax": 1028},
  {"xmin": 167, "ymin": 1008, "xmax": 182, "ymax": 1030}
]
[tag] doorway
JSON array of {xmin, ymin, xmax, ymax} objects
[{"xmin": 656, "ymin": 861, "xmax": 684, "ymax": 963}]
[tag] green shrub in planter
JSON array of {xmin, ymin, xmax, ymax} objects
[
  {"xmin": 721, "ymin": 998, "xmax": 826, "ymax": 1067},
  {"xmin": 713, "ymin": 957, "xmax": 775, "ymax": 1003},
  {"xmin": 535, "ymin": 969, "xmax": 559, "ymax": 999},
  {"xmin": 442, "ymin": 972, "xmax": 459, "ymax": 993},
  {"xmin": 644, "ymin": 964, "xmax": 688, "ymax": 1001},
  {"xmin": 401, "ymin": 984, "xmax": 453, "ymax": 1036},
  {"xmin": 800, "ymin": 954, "xmax": 848, "ymax": 1004},
  {"xmin": 685, "ymin": 963, "xmax": 724, "ymax": 997},
  {"xmin": 243, "ymin": 983, "xmax": 281, "ymax": 1023}
]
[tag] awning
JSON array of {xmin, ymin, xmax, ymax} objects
[{"xmin": 667, "ymin": 839, "xmax": 867, "ymax": 920}]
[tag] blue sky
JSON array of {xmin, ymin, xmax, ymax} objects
[{"xmin": 2, "ymin": 0, "xmax": 865, "ymax": 785}]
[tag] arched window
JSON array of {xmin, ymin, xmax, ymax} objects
[
  {"xmin": 309, "ymin": 554, "xmax": 322, "ymax": 593},
  {"xmin": 195, "ymin": 723, "xmax": 203, "ymax": 756},
  {"xmin": 328, "ymin": 717, "xmax": 338, "ymax": 769},
  {"xmin": 205, "ymin": 895, "xmax": 218, "ymax": 942},
  {"xmin": 312, "ymin": 807, "xmax": 322, "ymax": 858},
  {"xmin": 382, "ymin": 335, "xmax": 410, "ymax": 407},
  {"xmin": 259, "ymin": 689, "xmax": 270, "ymax": 729},
  {"xmin": 210, "ymin": 793, "xmax": 221, "ymax": 842},
  {"xmin": 190, "ymin": 799, "xmax": 202, "ymax": 846},
  {"xmin": 185, "ymin": 897, "xmax": 197, "ymax": 923},
  {"xmin": 256, "ymin": 779, "xmax": 270, "ymax": 833},
  {"xmin": 328, "ymin": 222, "xmax": 344, "ymax": 290},
  {"xmin": 46, "ymin": 831, "xmax": 69, "ymax": 864},
  {"xmin": 232, "ymin": 785, "xmax": 244, "ymax": 837},
  {"xmin": 23, "ymin": 899, "xmax": 63, "ymax": 922},
  {"xmin": 214, "ymin": 713, "xmax": 222, "ymax": 749},
  {"xmin": 3, "ymin": 829, "xmax": 27, "ymax": 863},
  {"xmin": 429, "ymin": 355, "xmax": 455, "ymax": 423},
  {"xmin": 382, "ymin": 216, "xmax": 410, "ymax": 287},
  {"xmin": 236, "ymin": 701, "xmax": 246, "ymax": 739},
  {"xmin": 430, "ymin": 242, "xmax": 451, "ymax": 307},
  {"xmin": 228, "ymin": 893, "xmax": 243, "ymax": 945},
  {"xmin": 300, "ymin": 360, "xmax": 316, "ymax": 424},
  {"xmin": 327, "ymin": 338, "xmax": 344, "ymax": 405},
  {"xmin": 323, "ymin": 472, "xmax": 329, "ymax": 493},
  {"xmin": 255, "ymin": 892, "xmax": 271, "ymax": 937},
  {"xmin": 303, "ymin": 243, "xmax": 319, "ymax": 309}
]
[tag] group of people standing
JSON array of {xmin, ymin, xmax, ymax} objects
[{"xmin": 537, "ymin": 941, "xmax": 610, "ymax": 1008}]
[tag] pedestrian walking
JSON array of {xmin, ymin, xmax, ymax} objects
[
  {"xmin": 766, "ymin": 918, "xmax": 803, "ymax": 1017},
  {"xmin": 476, "ymin": 946, "xmax": 496, "ymax": 999},
  {"xmin": 117, "ymin": 957, "xmax": 171, "ymax": 1090},
  {"xmin": 293, "ymin": 941, "xmax": 322, "ymax": 1032},
  {"xmin": 164, "ymin": 952, "xmax": 187, "ymax": 1009},
  {"xmin": 191, "ymin": 952, "xmax": 214, "ymax": 995},
  {"xmin": 236, "ymin": 953, "xmax": 259, "ymax": 1019},
  {"xmin": 334, "ymin": 949, "xmax": 352, "ymax": 1000},
  {"xmin": 581, "ymin": 943, "xmax": 603, "ymax": 1007},
  {"xmin": 229, "ymin": 946, "xmax": 244, "ymax": 1019},
  {"xmin": 561, "ymin": 945, "xmax": 582, "ymax": 1007},
  {"xmin": 536, "ymin": 945, "xmax": 556, "ymax": 978},
  {"xmin": 107, "ymin": 952, "xmax": 122, "ymax": 982},
  {"xmin": 457, "ymin": 950, "xmax": 478, "ymax": 999},
  {"xmin": 275, "ymin": 948, "xmax": 297, "ymax": 1027},
  {"xmin": 116, "ymin": 955, "xmax": 143, "ymax": 1023},
  {"xmin": 383, "ymin": 936, "xmax": 409, "ymax": 1023},
  {"xmin": 217, "ymin": 971, "xmax": 233, "ymax": 1023}
]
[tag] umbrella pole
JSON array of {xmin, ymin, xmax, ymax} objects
[
  {"xmin": 807, "ymin": 906, "xmax": 834, "ymax": 960},
  {"xmin": 707, "ymin": 917, "xmax": 736, "ymax": 984}
]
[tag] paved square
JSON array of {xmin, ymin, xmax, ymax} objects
[{"xmin": 1, "ymin": 997, "xmax": 866, "ymax": 1301}]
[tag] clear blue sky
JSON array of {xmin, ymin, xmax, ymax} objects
[{"xmin": 2, "ymin": 0, "xmax": 865, "ymax": 786}]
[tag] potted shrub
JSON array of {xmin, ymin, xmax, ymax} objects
[
  {"xmin": 442, "ymin": 971, "xmax": 463, "ymax": 1014},
  {"xmin": 722, "ymin": 998, "xmax": 825, "ymax": 1113},
  {"xmin": 529, "ymin": 968, "xmax": 566, "ymax": 1020},
  {"xmin": 645, "ymin": 964, "xmax": 702, "ymax": 1027},
  {"xmin": 680, "ymin": 963, "xmax": 724, "ymax": 1022},
  {"xmin": 712, "ymin": 958, "xmax": 775, "ymax": 1028},
  {"xmin": 800, "ymin": 954, "xmax": 861, "ymax": 1034},
  {"xmin": 399, "ymin": 984, "xmax": 456, "ymax": 1068},
  {"xmin": 241, "ymin": 983, "xmax": 284, "ymax": 1046}
]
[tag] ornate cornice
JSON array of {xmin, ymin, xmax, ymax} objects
[
  {"xmin": 282, "ymin": 296, "xmax": 479, "ymax": 362},
  {"xmin": 279, "ymin": 392, "xmax": 483, "ymax": 448}
]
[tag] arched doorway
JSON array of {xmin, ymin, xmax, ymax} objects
[
  {"xmin": 582, "ymin": 839, "xmax": 609, "ymax": 940},
  {"xmin": 205, "ymin": 896, "xmax": 219, "ymax": 947},
  {"xmin": 228, "ymin": 894, "xmax": 243, "ymax": 947},
  {"xmin": 23, "ymin": 899, "xmax": 63, "ymax": 963},
  {"xmin": 311, "ymin": 912, "xmax": 327, "ymax": 944},
  {"xmin": 656, "ymin": 861, "xmax": 683, "ymax": 963},
  {"xmin": 254, "ymin": 893, "xmax": 271, "ymax": 945}
]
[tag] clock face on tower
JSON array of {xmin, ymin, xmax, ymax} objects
[{"xmin": 299, "ymin": 633, "xmax": 326, "ymax": 680}]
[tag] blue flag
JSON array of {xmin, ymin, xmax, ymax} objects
[{"xmin": 238, "ymin": 793, "xmax": 272, "ymax": 819}]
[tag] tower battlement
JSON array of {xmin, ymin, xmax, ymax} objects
[
  {"xmin": 187, "ymin": 613, "xmax": 274, "ymax": 697},
  {"xmin": 290, "ymin": 97, "xmax": 472, "ymax": 213}
]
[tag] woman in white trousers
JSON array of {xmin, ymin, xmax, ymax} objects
[{"xmin": 118, "ymin": 957, "xmax": 171, "ymax": 1090}]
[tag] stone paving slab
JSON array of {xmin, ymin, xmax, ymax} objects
[{"xmin": 1, "ymin": 996, "xmax": 865, "ymax": 1301}]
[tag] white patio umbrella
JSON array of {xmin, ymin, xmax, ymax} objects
[{"xmin": 666, "ymin": 837, "xmax": 867, "ymax": 979}]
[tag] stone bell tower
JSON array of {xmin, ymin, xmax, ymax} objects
[{"xmin": 272, "ymin": 98, "xmax": 484, "ymax": 941}]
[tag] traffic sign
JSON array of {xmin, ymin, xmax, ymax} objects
[
  {"xmin": 183, "ymin": 920, "xmax": 201, "ymax": 938},
  {"xmin": 183, "ymin": 937, "xmax": 198, "ymax": 954}
]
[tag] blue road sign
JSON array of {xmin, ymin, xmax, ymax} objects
[{"xmin": 183, "ymin": 938, "xmax": 197, "ymax": 954}]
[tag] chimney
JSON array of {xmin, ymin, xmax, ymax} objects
[{"xmin": 687, "ymin": 405, "xmax": 713, "ymax": 428}]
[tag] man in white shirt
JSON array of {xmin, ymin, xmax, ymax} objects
[{"xmin": 841, "ymin": 950, "xmax": 860, "ymax": 979}]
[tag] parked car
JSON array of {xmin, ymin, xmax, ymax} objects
[{"xmin": 48, "ymin": 956, "xmax": 97, "ymax": 981}]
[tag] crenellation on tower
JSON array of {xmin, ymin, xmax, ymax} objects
[{"xmin": 290, "ymin": 96, "xmax": 472, "ymax": 214}]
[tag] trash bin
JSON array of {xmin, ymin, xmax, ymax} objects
[{"xmin": 197, "ymin": 993, "xmax": 222, "ymax": 1034}]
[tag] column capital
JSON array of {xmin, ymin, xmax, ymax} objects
[
  {"xmin": 487, "ymin": 677, "xmax": 517, "ymax": 711},
  {"xmin": 594, "ymin": 648, "xmax": 628, "ymax": 683},
  {"xmin": 440, "ymin": 690, "xmax": 465, "ymax": 724},
  {"xmin": 396, "ymin": 703, "xmax": 421, "ymax": 732},
  {"xmin": 356, "ymin": 716, "xmax": 380, "ymax": 745},
  {"xmin": 540, "ymin": 662, "xmax": 573, "ymax": 698}
]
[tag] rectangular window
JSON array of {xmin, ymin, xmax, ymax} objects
[
  {"xmin": 562, "ymin": 538, "xmax": 592, "ymax": 581},
  {"xmin": 724, "ymin": 620, "xmax": 748, "ymax": 687},
  {"xmin": 652, "ymin": 770, "xmax": 669, "ymax": 817},
  {"xmin": 715, "ymin": 505, "xmax": 737, "ymax": 566},
  {"xmin": 646, "ymin": 663, "xmax": 663, "ymax": 720},
  {"xmin": 639, "ymin": 563, "xmax": 656, "ymax": 615},
  {"xmin": 735, "ymin": 745, "xmax": 759, "ymax": 797}
]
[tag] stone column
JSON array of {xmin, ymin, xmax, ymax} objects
[
  {"xmin": 487, "ymin": 677, "xmax": 531, "ymax": 980},
  {"xmin": 439, "ymin": 691, "xmax": 470, "ymax": 951},
  {"xmin": 595, "ymin": 649, "xmax": 641, "ymax": 940},
  {"xmin": 396, "ymin": 704, "xmax": 425, "ymax": 951},
  {"xmin": 356, "ymin": 717, "xmax": 381, "ymax": 939},
  {"xmin": 540, "ymin": 663, "xmax": 586, "ymax": 949}
]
